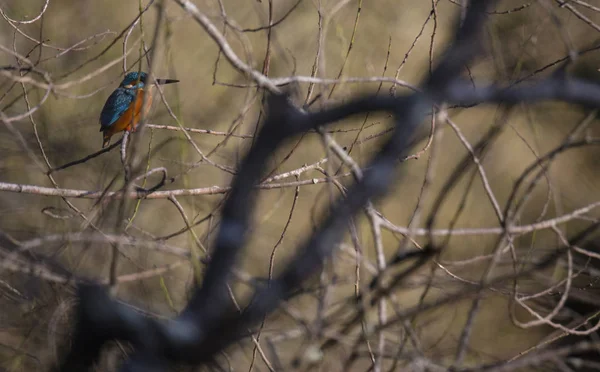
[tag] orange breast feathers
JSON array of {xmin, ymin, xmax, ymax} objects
[{"xmin": 103, "ymin": 88, "xmax": 154, "ymax": 138}]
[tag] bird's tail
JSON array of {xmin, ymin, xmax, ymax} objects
[{"xmin": 102, "ymin": 134, "xmax": 111, "ymax": 148}]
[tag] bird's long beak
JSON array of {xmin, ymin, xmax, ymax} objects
[{"xmin": 155, "ymin": 78, "xmax": 179, "ymax": 85}]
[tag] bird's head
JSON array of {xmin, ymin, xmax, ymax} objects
[
  {"xmin": 120, "ymin": 71, "xmax": 148, "ymax": 89},
  {"xmin": 120, "ymin": 71, "xmax": 179, "ymax": 90}
]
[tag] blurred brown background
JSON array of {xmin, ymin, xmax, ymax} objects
[{"xmin": 1, "ymin": 0, "xmax": 600, "ymax": 370}]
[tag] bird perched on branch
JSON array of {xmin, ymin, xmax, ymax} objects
[{"xmin": 99, "ymin": 71, "xmax": 179, "ymax": 148}]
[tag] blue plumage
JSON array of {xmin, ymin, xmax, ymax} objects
[
  {"xmin": 98, "ymin": 71, "xmax": 178, "ymax": 147},
  {"xmin": 99, "ymin": 72, "xmax": 148, "ymax": 130},
  {"xmin": 99, "ymin": 88, "xmax": 136, "ymax": 130},
  {"xmin": 120, "ymin": 71, "xmax": 148, "ymax": 89}
]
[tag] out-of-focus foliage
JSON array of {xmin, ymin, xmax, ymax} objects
[{"xmin": 1, "ymin": 0, "xmax": 600, "ymax": 370}]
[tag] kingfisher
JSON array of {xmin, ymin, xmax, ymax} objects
[{"xmin": 99, "ymin": 71, "xmax": 179, "ymax": 148}]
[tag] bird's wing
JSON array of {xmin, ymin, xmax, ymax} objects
[{"xmin": 99, "ymin": 88, "xmax": 135, "ymax": 129}]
